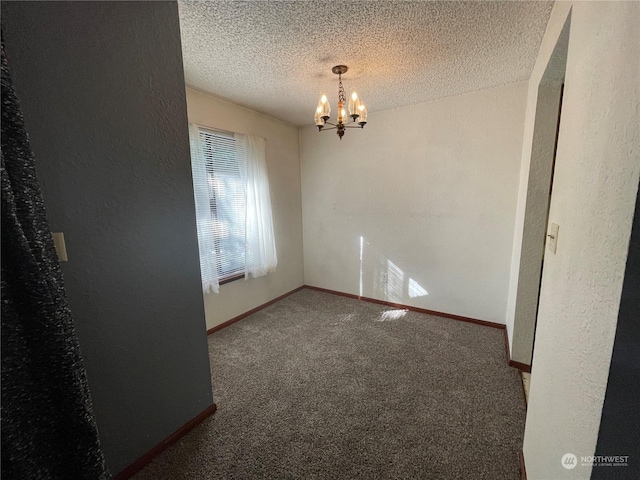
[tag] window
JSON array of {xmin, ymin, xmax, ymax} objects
[
  {"xmin": 188, "ymin": 124, "xmax": 277, "ymax": 294},
  {"xmin": 199, "ymin": 128, "xmax": 246, "ymax": 281}
]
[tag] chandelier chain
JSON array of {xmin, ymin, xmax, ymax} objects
[{"xmin": 338, "ymin": 73, "xmax": 346, "ymax": 104}]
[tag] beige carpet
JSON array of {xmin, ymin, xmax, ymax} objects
[{"xmin": 134, "ymin": 288, "xmax": 525, "ymax": 479}]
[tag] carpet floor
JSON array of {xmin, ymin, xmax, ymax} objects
[{"xmin": 134, "ymin": 288, "xmax": 526, "ymax": 479}]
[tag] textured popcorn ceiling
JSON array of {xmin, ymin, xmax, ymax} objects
[{"xmin": 178, "ymin": 0, "xmax": 554, "ymax": 126}]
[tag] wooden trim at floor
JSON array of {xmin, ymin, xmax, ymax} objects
[
  {"xmin": 509, "ymin": 359, "xmax": 532, "ymax": 373},
  {"xmin": 502, "ymin": 329, "xmax": 532, "ymax": 373},
  {"xmin": 503, "ymin": 326, "xmax": 512, "ymax": 363},
  {"xmin": 304, "ymin": 285, "xmax": 506, "ymax": 329},
  {"xmin": 519, "ymin": 450, "xmax": 527, "ymax": 480},
  {"xmin": 207, "ymin": 286, "xmax": 305, "ymax": 335},
  {"xmin": 114, "ymin": 403, "xmax": 217, "ymax": 479}
]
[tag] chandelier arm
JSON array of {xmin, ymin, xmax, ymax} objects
[
  {"xmin": 320, "ymin": 126, "xmax": 337, "ymax": 131},
  {"xmin": 326, "ymin": 119, "xmax": 355, "ymax": 127},
  {"xmin": 344, "ymin": 125, "xmax": 364, "ymax": 129}
]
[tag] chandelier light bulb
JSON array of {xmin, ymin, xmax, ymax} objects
[{"xmin": 318, "ymin": 92, "xmax": 331, "ymax": 120}]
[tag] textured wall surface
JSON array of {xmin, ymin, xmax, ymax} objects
[
  {"xmin": 186, "ymin": 88, "xmax": 304, "ymax": 330},
  {"xmin": 2, "ymin": 2, "xmax": 213, "ymax": 475},
  {"xmin": 519, "ymin": 2, "xmax": 640, "ymax": 479},
  {"xmin": 178, "ymin": 0, "xmax": 552, "ymax": 126},
  {"xmin": 300, "ymin": 82, "xmax": 528, "ymax": 324}
]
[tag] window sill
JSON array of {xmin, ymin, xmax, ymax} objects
[{"xmin": 219, "ymin": 273, "xmax": 245, "ymax": 286}]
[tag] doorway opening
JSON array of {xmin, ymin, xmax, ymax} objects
[{"xmin": 510, "ymin": 15, "xmax": 571, "ymax": 370}]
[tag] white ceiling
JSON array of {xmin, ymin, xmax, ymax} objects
[{"xmin": 178, "ymin": 1, "xmax": 554, "ymax": 126}]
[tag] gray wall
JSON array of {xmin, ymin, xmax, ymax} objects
[
  {"xmin": 593, "ymin": 182, "xmax": 640, "ymax": 479},
  {"xmin": 1, "ymin": 1, "xmax": 213, "ymax": 474}
]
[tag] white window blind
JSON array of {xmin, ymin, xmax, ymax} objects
[{"xmin": 199, "ymin": 128, "xmax": 246, "ymax": 280}]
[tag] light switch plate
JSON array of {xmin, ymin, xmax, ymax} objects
[
  {"xmin": 547, "ymin": 223, "xmax": 559, "ymax": 255},
  {"xmin": 52, "ymin": 232, "xmax": 68, "ymax": 261}
]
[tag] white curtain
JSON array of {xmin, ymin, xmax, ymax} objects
[
  {"xmin": 188, "ymin": 123, "xmax": 220, "ymax": 294},
  {"xmin": 236, "ymin": 134, "xmax": 278, "ymax": 278}
]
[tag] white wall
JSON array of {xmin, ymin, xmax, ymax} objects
[
  {"xmin": 300, "ymin": 82, "xmax": 528, "ymax": 324},
  {"xmin": 186, "ymin": 88, "xmax": 304, "ymax": 330},
  {"xmin": 518, "ymin": 2, "xmax": 640, "ymax": 479}
]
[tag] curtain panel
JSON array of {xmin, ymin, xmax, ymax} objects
[{"xmin": 236, "ymin": 134, "xmax": 278, "ymax": 279}]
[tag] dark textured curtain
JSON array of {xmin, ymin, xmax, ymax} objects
[{"xmin": 1, "ymin": 38, "xmax": 110, "ymax": 479}]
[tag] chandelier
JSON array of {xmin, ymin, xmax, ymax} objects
[{"xmin": 314, "ymin": 65, "xmax": 368, "ymax": 140}]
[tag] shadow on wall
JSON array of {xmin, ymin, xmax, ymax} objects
[{"xmin": 358, "ymin": 234, "xmax": 429, "ymax": 304}]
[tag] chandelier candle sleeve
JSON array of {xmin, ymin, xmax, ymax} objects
[
  {"xmin": 358, "ymin": 103, "xmax": 367, "ymax": 126},
  {"xmin": 314, "ymin": 107, "xmax": 324, "ymax": 128},
  {"xmin": 319, "ymin": 93, "xmax": 330, "ymax": 120},
  {"xmin": 348, "ymin": 91, "xmax": 361, "ymax": 120},
  {"xmin": 313, "ymin": 65, "xmax": 367, "ymax": 140}
]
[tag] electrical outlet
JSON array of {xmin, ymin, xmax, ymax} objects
[{"xmin": 381, "ymin": 273, "xmax": 388, "ymax": 284}]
